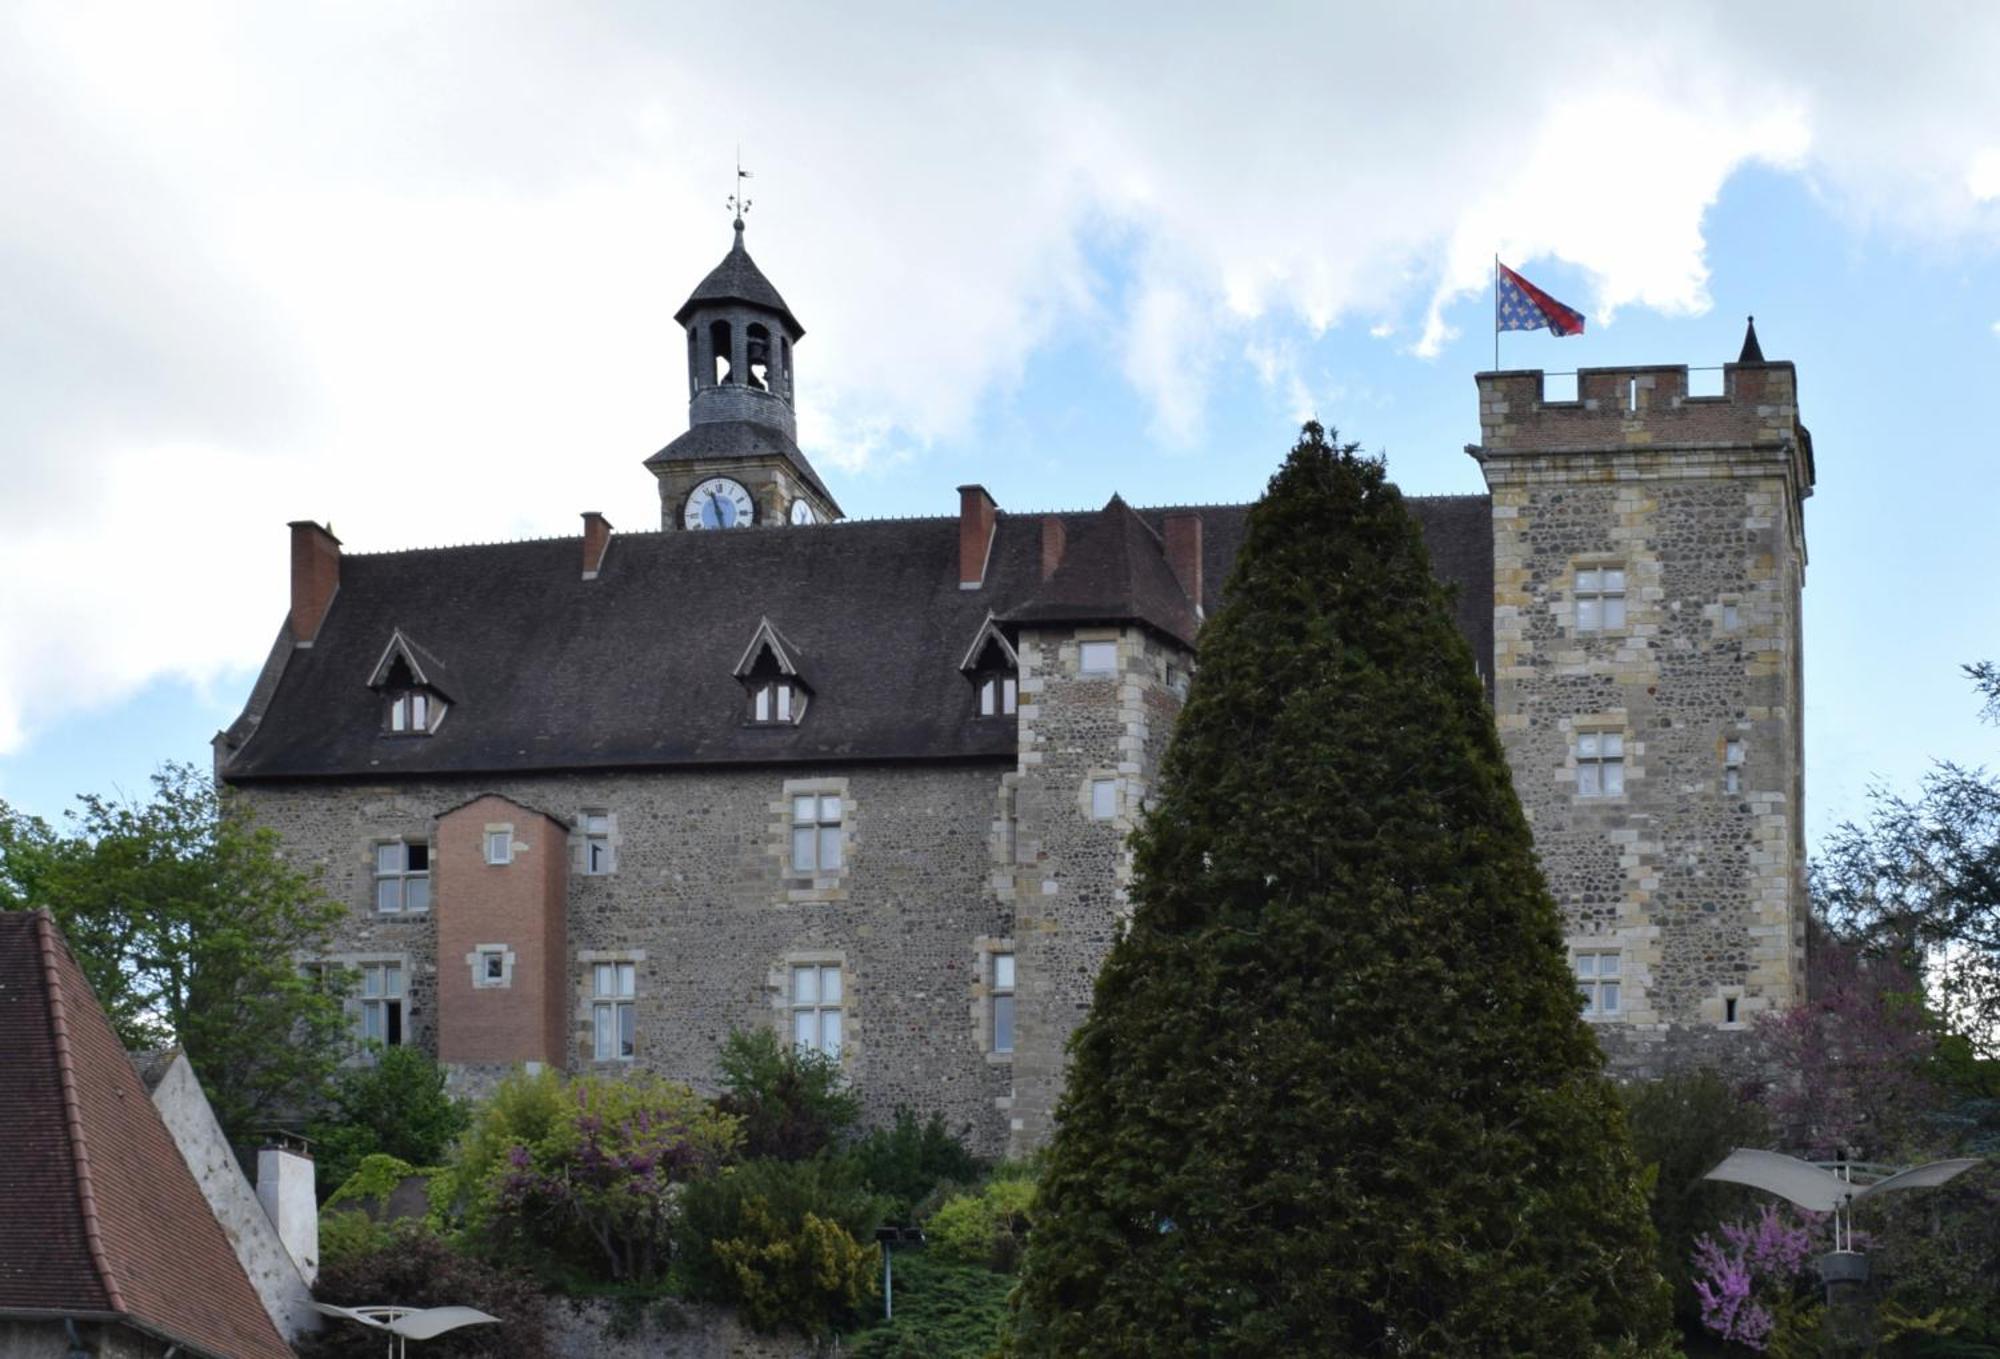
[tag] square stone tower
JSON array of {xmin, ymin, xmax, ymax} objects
[{"xmin": 1469, "ymin": 348, "xmax": 1814, "ymax": 1074}]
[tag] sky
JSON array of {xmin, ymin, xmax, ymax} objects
[{"xmin": 2, "ymin": 2, "xmax": 1998, "ymax": 848}]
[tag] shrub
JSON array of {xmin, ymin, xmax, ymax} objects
[
  {"xmin": 298, "ymin": 1221, "xmax": 548, "ymax": 1359},
  {"xmin": 927, "ymin": 1176, "xmax": 1035, "ymax": 1272},
  {"xmin": 489, "ymin": 1071, "xmax": 740, "ymax": 1285},
  {"xmin": 678, "ymin": 1156, "xmax": 884, "ymax": 1335},
  {"xmin": 715, "ymin": 1027, "xmax": 861, "ymax": 1161},
  {"xmin": 848, "ymin": 1252, "xmax": 1013, "ymax": 1358},
  {"xmin": 849, "ymin": 1108, "xmax": 984, "ymax": 1218},
  {"xmin": 307, "ymin": 1047, "xmax": 469, "ymax": 1201},
  {"xmin": 431, "ymin": 1066, "xmax": 574, "ymax": 1240}
]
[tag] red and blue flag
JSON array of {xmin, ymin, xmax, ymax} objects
[{"xmin": 1496, "ymin": 262, "xmax": 1585, "ymax": 336}]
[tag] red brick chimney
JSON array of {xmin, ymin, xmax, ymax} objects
[
  {"xmin": 1040, "ymin": 515, "xmax": 1067, "ymax": 582},
  {"xmin": 287, "ymin": 520, "xmax": 341, "ymax": 646},
  {"xmin": 958, "ymin": 485, "xmax": 997, "ymax": 589},
  {"xmin": 1163, "ymin": 513, "xmax": 1203, "ymax": 617},
  {"xmin": 581, "ymin": 511, "xmax": 613, "ymax": 579}
]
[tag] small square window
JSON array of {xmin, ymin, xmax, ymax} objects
[
  {"xmin": 485, "ymin": 830, "xmax": 512, "ymax": 865},
  {"xmin": 751, "ymin": 680, "xmax": 801, "ymax": 725},
  {"xmin": 475, "ymin": 948, "xmax": 509, "ymax": 989},
  {"xmin": 1078, "ymin": 640, "xmax": 1118, "ymax": 674},
  {"xmin": 791, "ymin": 793, "xmax": 845, "ymax": 874},
  {"xmin": 1089, "ymin": 777, "xmax": 1118, "ymax": 821},
  {"xmin": 1575, "ymin": 569, "xmax": 1627, "ymax": 633},
  {"xmin": 1721, "ymin": 603, "xmax": 1740, "ymax": 631},
  {"xmin": 977, "ymin": 673, "xmax": 1018, "ymax": 717},
  {"xmin": 583, "ymin": 813, "xmax": 614, "ymax": 875},
  {"xmin": 1575, "ymin": 951, "xmax": 1621, "ymax": 1018},
  {"xmin": 1576, "ymin": 732, "xmax": 1625, "ymax": 797},
  {"xmin": 374, "ymin": 841, "xmax": 430, "ymax": 912}
]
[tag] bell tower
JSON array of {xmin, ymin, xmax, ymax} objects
[{"xmin": 646, "ymin": 215, "xmax": 842, "ymax": 530}]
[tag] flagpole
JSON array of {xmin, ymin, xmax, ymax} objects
[{"xmin": 1493, "ymin": 254, "xmax": 1500, "ymax": 371}]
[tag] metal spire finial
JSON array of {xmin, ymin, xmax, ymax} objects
[{"xmin": 727, "ymin": 149, "xmax": 753, "ymax": 232}]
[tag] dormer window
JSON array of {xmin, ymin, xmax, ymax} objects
[
  {"xmin": 734, "ymin": 617, "xmax": 810, "ymax": 727},
  {"xmin": 367, "ymin": 629, "xmax": 454, "ymax": 738},
  {"xmin": 386, "ymin": 689, "xmax": 444, "ymax": 735},
  {"xmin": 959, "ymin": 614, "xmax": 1020, "ymax": 720}
]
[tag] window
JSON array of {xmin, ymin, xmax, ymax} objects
[
  {"xmin": 977, "ymin": 672, "xmax": 1018, "ymax": 717},
  {"xmin": 1090, "ymin": 777, "xmax": 1118, "ymax": 821},
  {"xmin": 1724, "ymin": 739, "xmax": 1745, "ymax": 795},
  {"xmin": 991, "ymin": 952, "xmax": 1015, "ymax": 1055},
  {"xmin": 374, "ymin": 841, "xmax": 430, "ymax": 912},
  {"xmin": 592, "ymin": 962, "xmax": 636, "ymax": 1060},
  {"xmin": 790, "ymin": 794, "xmax": 844, "ymax": 874},
  {"xmin": 1575, "ymin": 732, "xmax": 1625, "ymax": 797},
  {"xmin": 385, "ymin": 688, "xmax": 444, "ymax": 735},
  {"xmin": 791, "ymin": 963, "xmax": 844, "ymax": 1058},
  {"xmin": 1721, "ymin": 602, "xmax": 1740, "ymax": 631},
  {"xmin": 751, "ymin": 679, "xmax": 800, "ymax": 724},
  {"xmin": 1575, "ymin": 569, "xmax": 1626, "ymax": 632},
  {"xmin": 484, "ymin": 829, "xmax": 512, "ymax": 865},
  {"xmin": 1575, "ymin": 951, "xmax": 1621, "ymax": 1018},
  {"xmin": 473, "ymin": 945, "xmax": 509, "ymax": 989},
  {"xmin": 360, "ymin": 962, "xmax": 404, "ymax": 1045},
  {"xmin": 1078, "ymin": 640, "xmax": 1118, "ymax": 675},
  {"xmin": 583, "ymin": 813, "xmax": 614, "ymax": 875},
  {"xmin": 1724, "ymin": 996, "xmax": 1740, "ymax": 1024}
]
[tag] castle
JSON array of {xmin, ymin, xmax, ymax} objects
[{"xmin": 216, "ymin": 222, "xmax": 1815, "ymax": 1156}]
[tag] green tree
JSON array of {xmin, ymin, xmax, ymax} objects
[
  {"xmin": 1011, "ymin": 427, "xmax": 1673, "ymax": 1356},
  {"xmin": 715, "ymin": 1026, "xmax": 861, "ymax": 1161},
  {"xmin": 307, "ymin": 1047, "xmax": 470, "ymax": 1201},
  {"xmin": 0, "ymin": 762, "xmax": 348, "ymax": 1145}
]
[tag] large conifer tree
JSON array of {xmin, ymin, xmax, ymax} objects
[{"xmin": 1012, "ymin": 427, "xmax": 1672, "ymax": 1356}]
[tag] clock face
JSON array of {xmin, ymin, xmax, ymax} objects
[
  {"xmin": 789, "ymin": 499, "xmax": 819, "ymax": 526},
  {"xmin": 685, "ymin": 477, "xmax": 755, "ymax": 530}
]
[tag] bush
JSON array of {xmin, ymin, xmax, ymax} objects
[
  {"xmin": 715, "ymin": 1028, "xmax": 861, "ymax": 1161},
  {"xmin": 307, "ymin": 1047, "xmax": 469, "ymax": 1201},
  {"xmin": 430, "ymin": 1066, "xmax": 574, "ymax": 1240},
  {"xmin": 927, "ymin": 1176, "xmax": 1035, "ymax": 1273},
  {"xmin": 298, "ymin": 1221, "xmax": 548, "ymax": 1359},
  {"xmin": 848, "ymin": 1252, "xmax": 1013, "ymax": 1358},
  {"xmin": 850, "ymin": 1108, "xmax": 984, "ymax": 1218},
  {"xmin": 678, "ymin": 1156, "xmax": 884, "ymax": 1335}
]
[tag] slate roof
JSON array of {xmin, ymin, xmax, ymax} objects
[
  {"xmin": 221, "ymin": 494, "xmax": 1492, "ymax": 783},
  {"xmin": 0, "ymin": 910, "xmax": 295, "ymax": 1359},
  {"xmin": 673, "ymin": 225, "xmax": 803, "ymax": 335},
  {"xmin": 645, "ymin": 418, "xmax": 841, "ymax": 514}
]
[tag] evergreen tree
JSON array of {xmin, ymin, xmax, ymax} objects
[{"xmin": 1012, "ymin": 427, "xmax": 1673, "ymax": 1356}]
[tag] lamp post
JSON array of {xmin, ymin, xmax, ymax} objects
[{"xmin": 873, "ymin": 1225, "xmax": 926, "ymax": 1322}]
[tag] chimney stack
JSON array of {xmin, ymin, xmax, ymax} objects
[
  {"xmin": 256, "ymin": 1142, "xmax": 319, "ymax": 1285},
  {"xmin": 581, "ymin": 511, "xmax": 613, "ymax": 579},
  {"xmin": 1040, "ymin": 515, "xmax": 1067, "ymax": 582},
  {"xmin": 1163, "ymin": 513, "xmax": 1203, "ymax": 618},
  {"xmin": 957, "ymin": 485, "xmax": 997, "ymax": 589},
  {"xmin": 287, "ymin": 521, "xmax": 341, "ymax": 647}
]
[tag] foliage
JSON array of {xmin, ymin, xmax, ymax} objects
[
  {"xmin": 928, "ymin": 1176, "xmax": 1035, "ymax": 1272},
  {"xmin": 1815, "ymin": 662, "xmax": 2000, "ymax": 1054},
  {"xmin": 1622, "ymin": 1069, "xmax": 1771, "ymax": 1340},
  {"xmin": 1011, "ymin": 427, "xmax": 1672, "ymax": 1356},
  {"xmin": 678, "ymin": 1155, "xmax": 884, "ymax": 1335},
  {"xmin": 0, "ymin": 762, "xmax": 348, "ymax": 1145},
  {"xmin": 431, "ymin": 1065, "xmax": 574, "ymax": 1240},
  {"xmin": 324, "ymin": 1152, "xmax": 423, "ymax": 1213},
  {"xmin": 1754, "ymin": 935, "xmax": 1938, "ymax": 1160},
  {"xmin": 486, "ymin": 1071, "xmax": 740, "ymax": 1286},
  {"xmin": 307, "ymin": 1047, "xmax": 469, "ymax": 1202},
  {"xmin": 1689, "ymin": 1206, "xmax": 1821, "ymax": 1355},
  {"xmin": 849, "ymin": 1107, "xmax": 985, "ymax": 1219},
  {"xmin": 715, "ymin": 1026, "xmax": 861, "ymax": 1161},
  {"xmin": 318, "ymin": 1206, "xmax": 388, "ymax": 1269},
  {"xmin": 299, "ymin": 1221, "xmax": 549, "ymax": 1359},
  {"xmin": 848, "ymin": 1252, "xmax": 1014, "ymax": 1359}
]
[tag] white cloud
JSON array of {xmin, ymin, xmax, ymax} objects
[{"xmin": 5, "ymin": 2, "xmax": 2000, "ymax": 750}]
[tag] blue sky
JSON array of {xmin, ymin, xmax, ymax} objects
[{"xmin": 3, "ymin": 5, "xmax": 1998, "ymax": 852}]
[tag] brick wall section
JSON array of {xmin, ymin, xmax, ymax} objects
[
  {"xmin": 1472, "ymin": 362, "xmax": 1812, "ymax": 1076},
  {"xmin": 238, "ymin": 764, "xmax": 1019, "ymax": 1156},
  {"xmin": 434, "ymin": 795, "xmax": 568, "ymax": 1066},
  {"xmin": 287, "ymin": 520, "xmax": 341, "ymax": 644}
]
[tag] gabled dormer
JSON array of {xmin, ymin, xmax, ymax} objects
[
  {"xmin": 959, "ymin": 614, "xmax": 1019, "ymax": 718},
  {"xmin": 366, "ymin": 630, "xmax": 453, "ymax": 736},
  {"xmin": 734, "ymin": 617, "xmax": 811, "ymax": 725}
]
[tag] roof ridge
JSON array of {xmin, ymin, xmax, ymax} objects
[{"xmin": 35, "ymin": 908, "xmax": 124, "ymax": 1314}]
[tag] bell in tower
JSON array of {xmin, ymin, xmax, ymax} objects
[{"xmin": 645, "ymin": 208, "xmax": 842, "ymax": 531}]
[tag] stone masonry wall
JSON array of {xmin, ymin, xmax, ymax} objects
[
  {"xmin": 236, "ymin": 761, "xmax": 1020, "ymax": 1157},
  {"xmin": 1006, "ymin": 625, "xmax": 1186, "ymax": 1153},
  {"xmin": 1474, "ymin": 362, "xmax": 1811, "ymax": 1077}
]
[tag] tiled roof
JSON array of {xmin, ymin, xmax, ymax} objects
[
  {"xmin": 0, "ymin": 911, "xmax": 295, "ymax": 1359},
  {"xmin": 644, "ymin": 418, "xmax": 839, "ymax": 513},
  {"xmin": 673, "ymin": 226, "xmax": 803, "ymax": 335},
  {"xmin": 220, "ymin": 494, "xmax": 1492, "ymax": 783}
]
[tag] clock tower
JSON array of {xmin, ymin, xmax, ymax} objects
[{"xmin": 646, "ymin": 217, "xmax": 843, "ymax": 530}]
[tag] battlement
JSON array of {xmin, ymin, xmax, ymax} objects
[{"xmin": 1474, "ymin": 361, "xmax": 1802, "ymax": 459}]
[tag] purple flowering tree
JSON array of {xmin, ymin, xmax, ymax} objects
[
  {"xmin": 494, "ymin": 1072, "xmax": 741, "ymax": 1284},
  {"xmin": 1690, "ymin": 1204, "xmax": 1821, "ymax": 1353}
]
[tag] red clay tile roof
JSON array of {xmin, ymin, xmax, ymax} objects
[{"xmin": 0, "ymin": 911, "xmax": 294, "ymax": 1359}]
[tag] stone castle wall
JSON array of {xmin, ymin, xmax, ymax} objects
[{"xmin": 1474, "ymin": 362, "xmax": 1811, "ymax": 1075}]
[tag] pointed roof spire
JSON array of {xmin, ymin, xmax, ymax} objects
[
  {"xmin": 1738, "ymin": 315, "xmax": 1765, "ymax": 364},
  {"xmin": 674, "ymin": 222, "xmax": 803, "ymax": 335}
]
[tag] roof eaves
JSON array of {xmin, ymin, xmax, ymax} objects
[{"xmin": 35, "ymin": 909, "xmax": 124, "ymax": 1315}]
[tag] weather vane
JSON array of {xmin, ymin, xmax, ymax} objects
[{"xmin": 727, "ymin": 150, "xmax": 753, "ymax": 228}]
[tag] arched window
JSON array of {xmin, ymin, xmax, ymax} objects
[
  {"xmin": 709, "ymin": 319, "xmax": 734, "ymax": 385},
  {"xmin": 780, "ymin": 337, "xmax": 792, "ymax": 396},
  {"xmin": 746, "ymin": 323, "xmax": 772, "ymax": 391}
]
